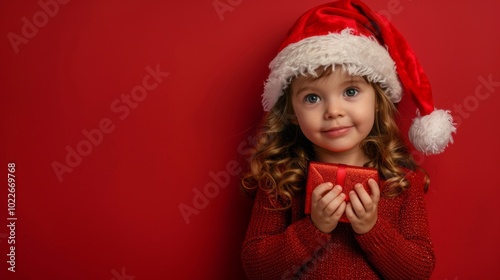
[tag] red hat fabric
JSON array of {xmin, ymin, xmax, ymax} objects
[{"xmin": 262, "ymin": 0, "xmax": 456, "ymax": 155}]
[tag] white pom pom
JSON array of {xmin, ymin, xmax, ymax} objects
[{"xmin": 408, "ymin": 109, "xmax": 457, "ymax": 155}]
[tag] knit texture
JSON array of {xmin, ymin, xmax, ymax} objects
[{"xmin": 241, "ymin": 169, "xmax": 435, "ymax": 279}]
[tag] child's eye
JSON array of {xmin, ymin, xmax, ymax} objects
[
  {"xmin": 304, "ymin": 94, "xmax": 321, "ymax": 103},
  {"xmin": 344, "ymin": 88, "xmax": 359, "ymax": 97}
]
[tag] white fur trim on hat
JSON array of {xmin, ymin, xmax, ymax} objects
[
  {"xmin": 262, "ymin": 28, "xmax": 402, "ymax": 111},
  {"xmin": 409, "ymin": 109, "xmax": 456, "ymax": 155}
]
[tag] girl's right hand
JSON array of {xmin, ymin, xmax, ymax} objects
[{"xmin": 310, "ymin": 182, "xmax": 346, "ymax": 233}]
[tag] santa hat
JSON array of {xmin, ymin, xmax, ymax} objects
[{"xmin": 262, "ymin": 0, "xmax": 456, "ymax": 155}]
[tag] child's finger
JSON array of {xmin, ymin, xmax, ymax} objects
[
  {"xmin": 330, "ymin": 200, "xmax": 347, "ymax": 220},
  {"xmin": 317, "ymin": 185, "xmax": 343, "ymax": 212},
  {"xmin": 344, "ymin": 202, "xmax": 357, "ymax": 221},
  {"xmin": 348, "ymin": 189, "xmax": 365, "ymax": 216},
  {"xmin": 312, "ymin": 182, "xmax": 334, "ymax": 198},
  {"xmin": 368, "ymin": 178, "xmax": 380, "ymax": 203},
  {"xmin": 353, "ymin": 183, "xmax": 372, "ymax": 207},
  {"xmin": 311, "ymin": 182, "xmax": 333, "ymax": 210},
  {"xmin": 327, "ymin": 194, "xmax": 347, "ymax": 218}
]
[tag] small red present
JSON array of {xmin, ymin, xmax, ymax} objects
[{"xmin": 304, "ymin": 161, "xmax": 379, "ymax": 223}]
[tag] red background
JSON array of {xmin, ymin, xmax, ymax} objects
[{"xmin": 1, "ymin": 0, "xmax": 499, "ymax": 279}]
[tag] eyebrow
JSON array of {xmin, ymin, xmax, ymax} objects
[
  {"xmin": 346, "ymin": 76, "xmax": 368, "ymax": 84},
  {"xmin": 294, "ymin": 76, "xmax": 368, "ymax": 95},
  {"xmin": 294, "ymin": 85, "xmax": 321, "ymax": 96}
]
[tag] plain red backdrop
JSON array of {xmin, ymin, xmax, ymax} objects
[{"xmin": 1, "ymin": 0, "xmax": 499, "ymax": 279}]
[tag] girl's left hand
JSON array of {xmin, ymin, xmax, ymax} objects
[{"xmin": 345, "ymin": 178, "xmax": 380, "ymax": 234}]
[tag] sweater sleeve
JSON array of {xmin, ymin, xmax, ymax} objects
[
  {"xmin": 355, "ymin": 171, "xmax": 436, "ymax": 280},
  {"xmin": 241, "ymin": 188, "xmax": 331, "ymax": 280}
]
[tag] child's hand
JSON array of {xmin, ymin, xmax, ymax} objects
[
  {"xmin": 310, "ymin": 182, "xmax": 346, "ymax": 233},
  {"xmin": 345, "ymin": 178, "xmax": 380, "ymax": 234}
]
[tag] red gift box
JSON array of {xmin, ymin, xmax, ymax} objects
[{"xmin": 304, "ymin": 161, "xmax": 379, "ymax": 223}]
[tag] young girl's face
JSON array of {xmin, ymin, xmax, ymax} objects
[{"xmin": 290, "ymin": 68, "xmax": 376, "ymax": 164}]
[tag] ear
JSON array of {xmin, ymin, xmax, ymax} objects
[{"xmin": 289, "ymin": 114, "xmax": 299, "ymax": 125}]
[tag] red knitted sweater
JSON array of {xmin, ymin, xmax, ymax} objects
[{"xmin": 241, "ymin": 169, "xmax": 435, "ymax": 279}]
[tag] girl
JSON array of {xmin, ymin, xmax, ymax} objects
[{"xmin": 240, "ymin": 0, "xmax": 456, "ymax": 279}]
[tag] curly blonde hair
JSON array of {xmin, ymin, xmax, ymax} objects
[{"xmin": 241, "ymin": 67, "xmax": 429, "ymax": 209}]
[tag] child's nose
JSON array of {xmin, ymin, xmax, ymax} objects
[{"xmin": 324, "ymin": 100, "xmax": 345, "ymax": 119}]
